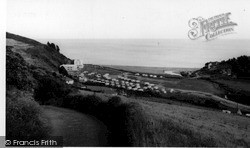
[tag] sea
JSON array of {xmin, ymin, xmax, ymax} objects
[{"xmin": 37, "ymin": 39, "xmax": 250, "ymax": 71}]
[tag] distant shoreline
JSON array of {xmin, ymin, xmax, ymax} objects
[{"xmin": 101, "ymin": 64, "xmax": 198, "ymax": 75}]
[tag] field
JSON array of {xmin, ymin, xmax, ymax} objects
[
  {"xmin": 134, "ymin": 75, "xmax": 224, "ymax": 95},
  {"xmin": 214, "ymin": 79, "xmax": 250, "ymax": 92},
  {"xmin": 137, "ymin": 99, "xmax": 250, "ymax": 146},
  {"xmin": 207, "ymin": 79, "xmax": 250, "ymax": 105},
  {"xmin": 77, "ymin": 90, "xmax": 250, "ymax": 146}
]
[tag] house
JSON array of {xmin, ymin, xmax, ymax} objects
[
  {"xmin": 65, "ymin": 77, "xmax": 74, "ymax": 85},
  {"xmin": 60, "ymin": 59, "xmax": 84, "ymax": 72},
  {"xmin": 206, "ymin": 62, "xmax": 219, "ymax": 70},
  {"xmin": 74, "ymin": 59, "xmax": 84, "ymax": 69},
  {"xmin": 61, "ymin": 64, "xmax": 78, "ymax": 71}
]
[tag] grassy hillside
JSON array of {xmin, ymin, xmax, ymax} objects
[
  {"xmin": 6, "ymin": 32, "xmax": 72, "ymax": 72},
  {"xmin": 6, "ymin": 32, "xmax": 73, "ymax": 140}
]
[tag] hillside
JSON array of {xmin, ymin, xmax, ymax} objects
[
  {"xmin": 188, "ymin": 56, "xmax": 250, "ymax": 106},
  {"xmin": 6, "ymin": 33, "xmax": 75, "ymax": 141},
  {"xmin": 6, "ymin": 32, "xmax": 72, "ymax": 72},
  {"xmin": 196, "ymin": 55, "xmax": 250, "ymax": 79}
]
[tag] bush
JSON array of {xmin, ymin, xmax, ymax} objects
[
  {"xmin": 6, "ymin": 90, "xmax": 50, "ymax": 140},
  {"xmin": 108, "ymin": 96, "xmax": 122, "ymax": 107},
  {"xmin": 34, "ymin": 75, "xmax": 72, "ymax": 105},
  {"xmin": 6, "ymin": 48, "xmax": 34, "ymax": 91}
]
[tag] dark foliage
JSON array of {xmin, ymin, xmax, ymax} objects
[
  {"xmin": 34, "ymin": 76, "xmax": 72, "ymax": 105},
  {"xmin": 58, "ymin": 66, "xmax": 69, "ymax": 76},
  {"xmin": 202, "ymin": 55, "xmax": 250, "ymax": 78},
  {"xmin": 226, "ymin": 55, "xmax": 250, "ymax": 78},
  {"xmin": 47, "ymin": 41, "xmax": 60, "ymax": 52},
  {"xmin": 6, "ymin": 47, "xmax": 33, "ymax": 90},
  {"xmin": 6, "ymin": 90, "xmax": 51, "ymax": 141},
  {"xmin": 56, "ymin": 45, "xmax": 60, "ymax": 52}
]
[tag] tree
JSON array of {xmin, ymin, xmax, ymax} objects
[
  {"xmin": 56, "ymin": 45, "xmax": 60, "ymax": 52},
  {"xmin": 58, "ymin": 66, "xmax": 68, "ymax": 76},
  {"xmin": 34, "ymin": 76, "xmax": 71, "ymax": 105},
  {"xmin": 47, "ymin": 42, "xmax": 51, "ymax": 47},
  {"xmin": 47, "ymin": 41, "xmax": 57, "ymax": 50},
  {"xmin": 50, "ymin": 43, "xmax": 56, "ymax": 49}
]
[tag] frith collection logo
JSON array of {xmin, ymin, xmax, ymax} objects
[{"xmin": 188, "ymin": 12, "xmax": 237, "ymax": 40}]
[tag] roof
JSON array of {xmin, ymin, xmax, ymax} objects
[{"xmin": 65, "ymin": 77, "xmax": 74, "ymax": 81}]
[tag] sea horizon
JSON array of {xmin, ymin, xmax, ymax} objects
[{"xmin": 37, "ymin": 38, "xmax": 250, "ymax": 69}]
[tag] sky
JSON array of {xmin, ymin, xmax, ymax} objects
[{"xmin": 7, "ymin": 0, "xmax": 250, "ymax": 39}]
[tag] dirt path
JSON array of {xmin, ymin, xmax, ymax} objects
[{"xmin": 43, "ymin": 106, "xmax": 108, "ymax": 147}]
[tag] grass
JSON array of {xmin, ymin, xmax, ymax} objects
[
  {"xmin": 136, "ymin": 76, "xmax": 224, "ymax": 95},
  {"xmin": 207, "ymin": 78, "xmax": 250, "ymax": 105},
  {"xmin": 113, "ymin": 101, "xmax": 215, "ymax": 147},
  {"xmin": 42, "ymin": 91, "xmax": 218, "ymax": 146}
]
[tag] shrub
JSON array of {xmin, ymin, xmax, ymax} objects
[
  {"xmin": 107, "ymin": 96, "xmax": 122, "ymax": 107},
  {"xmin": 6, "ymin": 90, "xmax": 50, "ymax": 140},
  {"xmin": 6, "ymin": 48, "xmax": 33, "ymax": 91},
  {"xmin": 34, "ymin": 75, "xmax": 72, "ymax": 105}
]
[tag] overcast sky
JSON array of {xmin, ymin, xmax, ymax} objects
[{"xmin": 7, "ymin": 0, "xmax": 250, "ymax": 39}]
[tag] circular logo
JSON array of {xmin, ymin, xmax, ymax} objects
[{"xmin": 5, "ymin": 140, "xmax": 11, "ymax": 146}]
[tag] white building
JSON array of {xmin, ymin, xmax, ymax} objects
[
  {"xmin": 61, "ymin": 64, "xmax": 78, "ymax": 71},
  {"xmin": 65, "ymin": 77, "xmax": 74, "ymax": 85},
  {"xmin": 74, "ymin": 59, "xmax": 84, "ymax": 69},
  {"xmin": 60, "ymin": 59, "xmax": 84, "ymax": 72}
]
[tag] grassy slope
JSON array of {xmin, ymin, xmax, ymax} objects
[
  {"xmin": 137, "ymin": 99, "xmax": 250, "ymax": 146},
  {"xmin": 6, "ymin": 32, "xmax": 71, "ymax": 72},
  {"xmin": 6, "ymin": 33, "xmax": 73, "ymax": 140},
  {"xmin": 77, "ymin": 90, "xmax": 250, "ymax": 146}
]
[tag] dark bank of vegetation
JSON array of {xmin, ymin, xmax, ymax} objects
[
  {"xmin": 6, "ymin": 89, "xmax": 51, "ymax": 140},
  {"xmin": 47, "ymin": 41, "xmax": 60, "ymax": 52},
  {"xmin": 203, "ymin": 78, "xmax": 250, "ymax": 106},
  {"xmin": 6, "ymin": 47, "xmax": 51, "ymax": 140},
  {"xmin": 219, "ymin": 55, "xmax": 250, "ymax": 78},
  {"xmin": 199, "ymin": 55, "xmax": 250, "ymax": 78},
  {"xmin": 191, "ymin": 55, "xmax": 250, "ymax": 106},
  {"xmin": 6, "ymin": 32, "xmax": 72, "ymax": 141}
]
